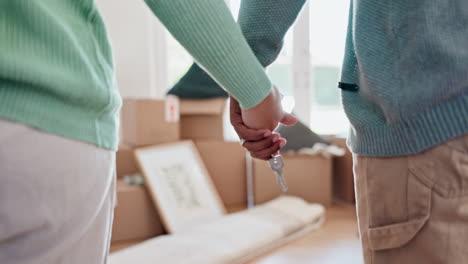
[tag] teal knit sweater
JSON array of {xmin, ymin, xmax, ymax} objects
[
  {"xmin": 169, "ymin": 0, "xmax": 306, "ymax": 99},
  {"xmin": 340, "ymin": 0, "xmax": 468, "ymax": 155},
  {"xmin": 172, "ymin": 0, "xmax": 468, "ymax": 156},
  {"xmin": 0, "ymin": 0, "xmax": 271, "ymax": 150},
  {"xmin": 1, "ymin": 0, "xmax": 467, "ymax": 156}
]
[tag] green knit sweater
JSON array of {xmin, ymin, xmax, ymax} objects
[
  {"xmin": 0, "ymin": 0, "xmax": 271, "ymax": 150},
  {"xmin": 170, "ymin": 0, "xmax": 468, "ymax": 157}
]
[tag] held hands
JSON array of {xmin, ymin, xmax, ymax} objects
[{"xmin": 230, "ymin": 86, "xmax": 297, "ymax": 160}]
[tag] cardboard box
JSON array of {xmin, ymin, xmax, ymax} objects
[
  {"xmin": 329, "ymin": 136, "xmax": 355, "ymax": 204},
  {"xmin": 116, "ymin": 144, "xmax": 138, "ymax": 178},
  {"xmin": 194, "ymin": 140, "xmax": 247, "ymax": 207},
  {"xmin": 180, "ymin": 98, "xmax": 235, "ymax": 140},
  {"xmin": 121, "ymin": 97, "xmax": 180, "ymax": 147},
  {"xmin": 253, "ymin": 153, "xmax": 333, "ymax": 206},
  {"xmin": 112, "ymin": 181, "xmax": 165, "ymax": 242}
]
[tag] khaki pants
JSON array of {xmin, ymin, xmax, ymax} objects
[
  {"xmin": 354, "ymin": 134, "xmax": 468, "ymax": 264},
  {"xmin": 0, "ymin": 120, "xmax": 116, "ymax": 264}
]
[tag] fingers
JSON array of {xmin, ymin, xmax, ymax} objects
[
  {"xmin": 250, "ymin": 139, "xmax": 286, "ymax": 160},
  {"xmin": 280, "ymin": 112, "xmax": 298, "ymax": 126},
  {"xmin": 236, "ymin": 123, "xmax": 271, "ymax": 141},
  {"xmin": 243, "ymin": 133, "xmax": 279, "ymax": 152}
]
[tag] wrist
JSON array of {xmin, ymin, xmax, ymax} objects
[{"xmin": 241, "ymin": 87, "xmax": 283, "ymax": 131}]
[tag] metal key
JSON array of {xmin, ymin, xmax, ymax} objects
[{"xmin": 268, "ymin": 154, "xmax": 288, "ymax": 192}]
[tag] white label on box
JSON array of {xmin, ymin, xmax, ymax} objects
[{"xmin": 165, "ymin": 95, "xmax": 180, "ymax": 122}]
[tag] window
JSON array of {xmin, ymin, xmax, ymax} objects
[
  {"xmin": 166, "ymin": 31, "xmax": 193, "ymax": 88},
  {"xmin": 309, "ymin": 0, "xmax": 350, "ymax": 135},
  {"xmin": 164, "ymin": 0, "xmax": 351, "ymax": 135}
]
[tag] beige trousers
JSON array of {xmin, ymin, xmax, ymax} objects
[
  {"xmin": 354, "ymin": 134, "xmax": 468, "ymax": 264},
  {"xmin": 0, "ymin": 120, "xmax": 116, "ymax": 264}
]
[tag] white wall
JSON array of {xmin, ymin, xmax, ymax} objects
[{"xmin": 96, "ymin": 0, "xmax": 167, "ymax": 98}]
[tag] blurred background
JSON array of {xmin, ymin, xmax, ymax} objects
[
  {"xmin": 96, "ymin": 1, "xmax": 363, "ymax": 263},
  {"xmin": 97, "ymin": 0, "xmax": 350, "ymax": 135}
]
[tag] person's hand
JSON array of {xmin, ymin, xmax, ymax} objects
[
  {"xmin": 230, "ymin": 87, "xmax": 297, "ymax": 160},
  {"xmin": 240, "ymin": 86, "xmax": 297, "ymax": 131},
  {"xmin": 230, "ymin": 96, "xmax": 283, "ymax": 160}
]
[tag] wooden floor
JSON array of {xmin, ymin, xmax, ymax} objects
[
  {"xmin": 246, "ymin": 205, "xmax": 363, "ymax": 264},
  {"xmin": 110, "ymin": 205, "xmax": 363, "ymax": 264}
]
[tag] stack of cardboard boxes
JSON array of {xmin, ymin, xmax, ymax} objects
[
  {"xmin": 113, "ymin": 97, "xmax": 181, "ymax": 244},
  {"xmin": 252, "ymin": 153, "xmax": 333, "ymax": 206},
  {"xmin": 328, "ymin": 136, "xmax": 355, "ymax": 204},
  {"xmin": 113, "ymin": 97, "xmax": 249, "ymax": 245},
  {"xmin": 113, "ymin": 97, "xmax": 353, "ymax": 246}
]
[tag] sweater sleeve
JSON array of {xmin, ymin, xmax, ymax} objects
[{"xmin": 144, "ymin": 0, "xmax": 271, "ymax": 109}]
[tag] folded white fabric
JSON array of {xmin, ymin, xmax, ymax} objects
[{"xmin": 109, "ymin": 196, "xmax": 325, "ymax": 264}]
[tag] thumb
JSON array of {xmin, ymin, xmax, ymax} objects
[{"xmin": 280, "ymin": 112, "xmax": 298, "ymax": 126}]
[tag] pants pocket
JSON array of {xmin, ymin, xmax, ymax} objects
[
  {"xmin": 364, "ymin": 155, "xmax": 434, "ymax": 251},
  {"xmin": 411, "ymin": 136, "xmax": 468, "ymax": 199}
]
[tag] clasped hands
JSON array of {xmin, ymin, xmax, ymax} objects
[{"xmin": 230, "ymin": 86, "xmax": 297, "ymax": 160}]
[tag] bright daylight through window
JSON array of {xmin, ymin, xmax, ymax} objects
[{"xmin": 166, "ymin": 0, "xmax": 351, "ymax": 135}]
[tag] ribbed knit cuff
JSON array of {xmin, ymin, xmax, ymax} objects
[
  {"xmin": 347, "ymin": 92, "xmax": 468, "ymax": 156},
  {"xmin": 145, "ymin": 0, "xmax": 272, "ymax": 109}
]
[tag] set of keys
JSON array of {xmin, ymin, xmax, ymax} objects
[
  {"xmin": 241, "ymin": 94, "xmax": 293, "ymax": 193},
  {"xmin": 268, "ymin": 154, "xmax": 288, "ymax": 192}
]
